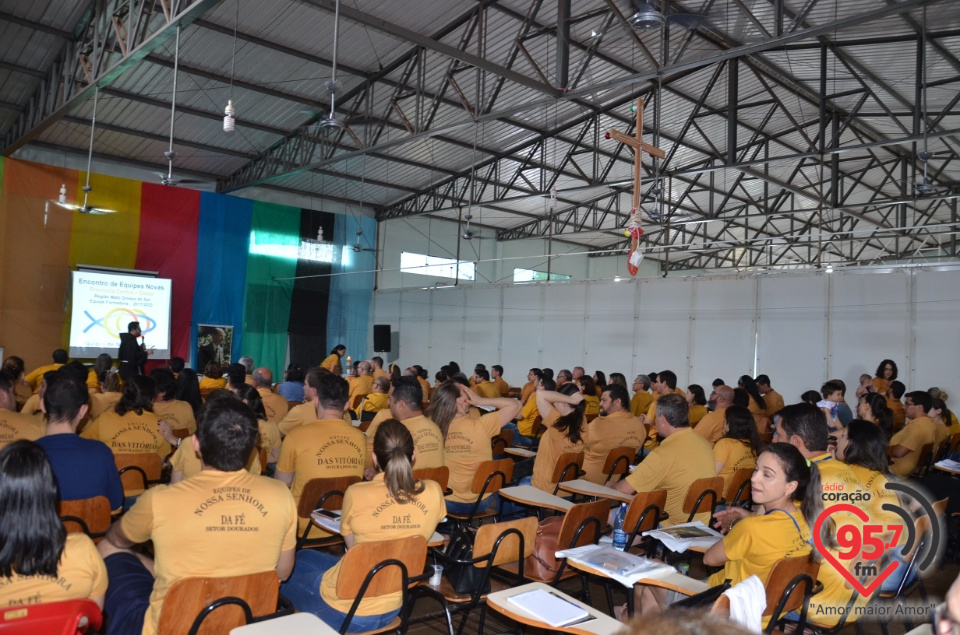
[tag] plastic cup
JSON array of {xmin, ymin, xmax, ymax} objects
[{"xmin": 429, "ymin": 564, "xmax": 443, "ymax": 586}]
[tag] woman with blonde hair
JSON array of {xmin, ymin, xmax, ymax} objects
[{"xmin": 282, "ymin": 420, "xmax": 445, "ymax": 632}]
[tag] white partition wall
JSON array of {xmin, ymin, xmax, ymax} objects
[{"xmin": 372, "ymin": 266, "xmax": 960, "ymax": 402}]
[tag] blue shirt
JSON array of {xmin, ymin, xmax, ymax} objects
[
  {"xmin": 36, "ymin": 433, "xmax": 124, "ymax": 510},
  {"xmin": 276, "ymin": 381, "xmax": 304, "ymax": 402}
]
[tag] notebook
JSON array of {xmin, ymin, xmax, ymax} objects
[{"xmin": 507, "ymin": 588, "xmax": 591, "ymax": 627}]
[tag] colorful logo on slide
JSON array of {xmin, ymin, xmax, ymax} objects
[{"xmin": 83, "ymin": 309, "xmax": 157, "ymax": 339}]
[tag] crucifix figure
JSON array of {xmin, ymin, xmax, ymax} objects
[{"xmin": 606, "ymin": 98, "xmax": 665, "ymax": 276}]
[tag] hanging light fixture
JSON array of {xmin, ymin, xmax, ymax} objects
[{"xmin": 224, "ymin": 0, "xmax": 239, "ymax": 133}]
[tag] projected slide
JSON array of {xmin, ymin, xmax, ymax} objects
[{"xmin": 69, "ymin": 271, "xmax": 172, "ymax": 360}]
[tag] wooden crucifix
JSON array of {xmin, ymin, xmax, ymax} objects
[{"xmin": 606, "ymin": 98, "xmax": 665, "ymax": 276}]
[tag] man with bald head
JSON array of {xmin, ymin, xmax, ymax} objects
[
  {"xmin": 254, "ymin": 367, "xmax": 289, "ymax": 423},
  {"xmin": 347, "ymin": 361, "xmax": 374, "ymax": 407},
  {"xmin": 694, "ymin": 384, "xmax": 733, "ymax": 445}
]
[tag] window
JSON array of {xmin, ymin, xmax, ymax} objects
[
  {"xmin": 513, "ymin": 268, "xmax": 571, "ymax": 282},
  {"xmin": 400, "ymin": 252, "xmax": 475, "ymax": 280},
  {"xmin": 248, "ymin": 232, "xmax": 337, "ymax": 263}
]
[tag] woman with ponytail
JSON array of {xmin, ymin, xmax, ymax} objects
[
  {"xmin": 282, "ymin": 420, "xmax": 445, "ymax": 632},
  {"xmin": 526, "ymin": 382, "xmax": 587, "ymax": 493}
]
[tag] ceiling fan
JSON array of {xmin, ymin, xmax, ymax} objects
[
  {"xmin": 317, "ymin": 0, "xmax": 345, "ymax": 133},
  {"xmin": 158, "ymin": 26, "xmax": 203, "ymax": 187},
  {"xmin": 352, "ymin": 227, "xmax": 376, "ymax": 253},
  {"xmin": 627, "ymin": 0, "xmax": 712, "ymax": 30},
  {"xmin": 913, "ymin": 6, "xmax": 959, "ymax": 197},
  {"xmin": 48, "ymin": 87, "xmax": 117, "ymax": 218}
]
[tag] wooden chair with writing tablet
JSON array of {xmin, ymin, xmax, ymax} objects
[
  {"xmin": 59, "ymin": 496, "xmax": 113, "ymax": 543},
  {"xmin": 433, "ymin": 517, "xmax": 538, "ymax": 635},
  {"xmin": 550, "ymin": 452, "xmax": 585, "ymax": 497},
  {"xmin": 296, "ymin": 475, "xmax": 361, "ymax": 552},
  {"xmin": 114, "ymin": 453, "xmax": 163, "ymax": 498},
  {"xmin": 523, "ymin": 499, "xmax": 608, "ymax": 598},
  {"xmin": 762, "ymin": 556, "xmax": 820, "ymax": 634},
  {"xmin": 723, "ymin": 468, "xmax": 754, "ymax": 507},
  {"xmin": 443, "ymin": 460, "xmax": 512, "ymax": 527},
  {"xmin": 601, "ymin": 446, "xmax": 636, "ymax": 485},
  {"xmin": 412, "ymin": 466, "xmax": 450, "ymax": 493},
  {"xmin": 683, "ymin": 476, "xmax": 724, "ymax": 523},
  {"xmin": 156, "ymin": 571, "xmax": 285, "ymax": 635}
]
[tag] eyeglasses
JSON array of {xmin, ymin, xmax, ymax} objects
[{"xmin": 934, "ymin": 603, "xmax": 960, "ymax": 635}]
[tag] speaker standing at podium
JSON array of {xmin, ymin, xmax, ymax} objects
[{"xmin": 118, "ymin": 321, "xmax": 150, "ymax": 381}]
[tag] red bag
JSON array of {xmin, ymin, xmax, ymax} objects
[{"xmin": 524, "ymin": 516, "xmax": 563, "ymax": 580}]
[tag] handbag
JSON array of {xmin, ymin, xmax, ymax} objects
[
  {"xmin": 523, "ymin": 515, "xmax": 563, "ymax": 580},
  {"xmin": 443, "ymin": 524, "xmax": 491, "ymax": 595}
]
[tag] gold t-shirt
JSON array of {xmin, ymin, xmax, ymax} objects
[
  {"xmin": 583, "ymin": 395, "xmax": 600, "ymax": 417},
  {"xmin": 276, "ymin": 419, "xmax": 367, "ymax": 533},
  {"xmin": 198, "ymin": 376, "xmax": 226, "ymax": 392},
  {"xmin": 360, "ymin": 393, "xmax": 389, "ymax": 413},
  {"xmin": 474, "ymin": 382, "xmax": 501, "ymax": 399},
  {"xmin": 348, "ymin": 376, "xmax": 374, "ymax": 403},
  {"xmin": 493, "ymin": 378, "xmax": 510, "ymax": 397},
  {"xmin": 169, "ymin": 437, "xmax": 261, "ymax": 480},
  {"xmin": 89, "ymin": 392, "xmax": 121, "ymax": 419},
  {"xmin": 278, "ymin": 402, "xmax": 318, "ymax": 437},
  {"xmin": 581, "ymin": 411, "xmax": 644, "ymax": 484},
  {"xmin": 694, "ymin": 408, "xmax": 726, "ymax": 446},
  {"xmin": 763, "ymin": 390, "xmax": 785, "ymax": 418},
  {"xmin": 80, "ymin": 409, "xmax": 170, "ymax": 458},
  {"xmin": 0, "ymin": 533, "xmax": 107, "ymax": 607},
  {"xmin": 889, "ymin": 416, "xmax": 938, "ymax": 478},
  {"xmin": 630, "ymin": 391, "xmax": 653, "ymax": 418},
  {"xmin": 625, "ymin": 428, "xmax": 716, "ymax": 527},
  {"xmin": 120, "ymin": 469, "xmax": 297, "ymax": 635},
  {"xmin": 444, "ymin": 411, "xmax": 502, "ymax": 503},
  {"xmin": 0, "ymin": 408, "xmax": 44, "ymax": 448},
  {"xmin": 531, "ymin": 410, "xmax": 587, "ymax": 493},
  {"xmin": 320, "ymin": 354, "xmax": 340, "ymax": 372},
  {"xmin": 319, "ymin": 475, "xmax": 445, "ymax": 616},
  {"xmin": 516, "ymin": 396, "xmax": 540, "ymax": 438},
  {"xmin": 258, "ymin": 388, "xmax": 290, "ymax": 423},
  {"xmin": 712, "ymin": 438, "xmax": 756, "ymax": 494},
  {"xmin": 152, "ymin": 399, "xmax": 197, "ymax": 435},
  {"xmin": 365, "ymin": 413, "xmax": 444, "ymax": 471},
  {"xmin": 688, "ymin": 404, "xmax": 708, "ymax": 426}
]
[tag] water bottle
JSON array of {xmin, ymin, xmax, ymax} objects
[{"xmin": 613, "ymin": 503, "xmax": 628, "ymax": 551}]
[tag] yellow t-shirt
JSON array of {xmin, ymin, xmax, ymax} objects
[
  {"xmin": 583, "ymin": 395, "xmax": 600, "ymax": 417},
  {"xmin": 762, "ymin": 390, "xmax": 785, "ymax": 418},
  {"xmin": 198, "ymin": 376, "xmax": 227, "ymax": 392},
  {"xmin": 581, "ymin": 411, "xmax": 644, "ymax": 484},
  {"xmin": 520, "ymin": 382, "xmax": 536, "ymax": 406},
  {"xmin": 365, "ymin": 412, "xmax": 444, "ymax": 471},
  {"xmin": 531, "ymin": 411, "xmax": 587, "ymax": 493},
  {"xmin": 360, "ymin": 393, "xmax": 389, "ymax": 413},
  {"xmin": 516, "ymin": 395, "xmax": 540, "ymax": 437},
  {"xmin": 80, "ymin": 409, "xmax": 170, "ymax": 458},
  {"xmin": 417, "ymin": 377, "xmax": 432, "ymax": 402},
  {"xmin": 121, "ymin": 469, "xmax": 297, "ymax": 635},
  {"xmin": 444, "ymin": 411, "xmax": 502, "ymax": 503},
  {"xmin": 712, "ymin": 438, "xmax": 756, "ymax": 495},
  {"xmin": 630, "ymin": 391, "xmax": 653, "ymax": 418},
  {"xmin": 170, "ymin": 437, "xmax": 262, "ymax": 479},
  {"xmin": 86, "ymin": 369, "xmax": 100, "ymax": 391},
  {"xmin": 747, "ymin": 394, "xmax": 765, "ymax": 417},
  {"xmin": 474, "ymin": 382, "xmax": 501, "ymax": 400},
  {"xmin": 24, "ymin": 363, "xmax": 63, "ymax": 391},
  {"xmin": 689, "ymin": 404, "xmax": 708, "ymax": 426},
  {"xmin": 20, "ymin": 394, "xmax": 42, "ymax": 416},
  {"xmin": 258, "ymin": 388, "xmax": 290, "ymax": 423},
  {"xmin": 152, "ymin": 399, "xmax": 197, "ymax": 435},
  {"xmin": 372, "ymin": 368, "xmax": 387, "ymax": 381},
  {"xmin": 319, "ymin": 475, "xmax": 445, "ymax": 616},
  {"xmin": 694, "ymin": 408, "xmax": 726, "ymax": 446},
  {"xmin": 320, "ymin": 354, "xmax": 340, "ymax": 372},
  {"xmin": 276, "ymin": 418, "xmax": 367, "ymax": 533},
  {"xmin": 888, "ymin": 399, "xmax": 906, "ymax": 430},
  {"xmin": 348, "ymin": 376, "xmax": 374, "ymax": 404},
  {"xmin": 707, "ymin": 505, "xmax": 811, "ymax": 627},
  {"xmin": 625, "ymin": 428, "xmax": 716, "ymax": 527},
  {"xmin": 278, "ymin": 401, "xmax": 318, "ymax": 437},
  {"xmin": 889, "ymin": 417, "xmax": 938, "ymax": 478},
  {"xmin": 0, "ymin": 407, "xmax": 44, "ymax": 448},
  {"xmin": 0, "ymin": 533, "xmax": 107, "ymax": 607},
  {"xmin": 493, "ymin": 378, "xmax": 510, "ymax": 397},
  {"xmin": 89, "ymin": 392, "xmax": 121, "ymax": 419},
  {"xmin": 258, "ymin": 419, "xmax": 282, "ymax": 464}
]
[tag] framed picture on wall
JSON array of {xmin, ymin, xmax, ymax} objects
[{"xmin": 196, "ymin": 325, "xmax": 233, "ymax": 374}]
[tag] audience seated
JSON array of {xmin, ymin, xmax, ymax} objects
[
  {"xmin": 365, "ymin": 376, "xmax": 444, "ymax": 473},
  {"xmin": 686, "ymin": 384, "xmax": 708, "ymax": 426},
  {"xmin": 617, "ymin": 393, "xmax": 715, "ymax": 527},
  {"xmin": 347, "ymin": 361, "xmax": 374, "ymax": 405},
  {"xmin": 0, "ymin": 441, "xmax": 107, "ymax": 608},
  {"xmin": 429, "ymin": 381, "xmax": 520, "ymax": 514},
  {"xmin": 275, "ymin": 374, "xmax": 366, "ymax": 535},
  {"xmin": 98, "ymin": 398, "xmax": 296, "ymax": 635},
  {"xmin": 582, "ymin": 384, "xmax": 644, "ymax": 484},
  {"xmin": 889, "ymin": 390, "xmax": 943, "ymax": 478},
  {"xmin": 736, "ymin": 375, "xmax": 767, "ymax": 418},
  {"xmin": 89, "ymin": 371, "xmax": 122, "ymax": 419},
  {"xmin": 24, "ymin": 348, "xmax": 68, "ymax": 392},
  {"xmin": 36, "ymin": 370, "xmax": 123, "ymax": 512},
  {"xmin": 150, "ymin": 367, "xmax": 196, "ymax": 435},
  {"xmin": 0, "ymin": 369, "xmax": 44, "ymax": 447},
  {"xmin": 578, "ymin": 375, "xmax": 600, "ymax": 417},
  {"xmin": 277, "ymin": 363, "xmax": 306, "ymax": 402},
  {"xmin": 630, "ymin": 374, "xmax": 653, "ymax": 418},
  {"xmin": 81, "ymin": 376, "xmax": 169, "ymax": 459},
  {"xmin": 472, "ymin": 368, "xmax": 501, "ymax": 399},
  {"xmin": 198, "ymin": 361, "xmax": 226, "ymax": 392},
  {"xmin": 279, "ymin": 367, "xmax": 325, "ymax": 437},
  {"xmin": 254, "ymin": 367, "xmax": 289, "ymax": 423},
  {"xmin": 2, "ymin": 356, "xmax": 32, "ymax": 410},
  {"xmin": 755, "ymin": 374, "xmax": 785, "ymax": 418},
  {"xmin": 527, "ymin": 383, "xmax": 587, "ymax": 493},
  {"xmin": 695, "ymin": 385, "xmax": 733, "ymax": 446},
  {"xmin": 173, "ymin": 367, "xmax": 202, "ymax": 417},
  {"xmin": 281, "ymin": 420, "xmax": 444, "ymax": 632},
  {"xmin": 857, "ymin": 391, "xmax": 894, "ymax": 440},
  {"xmin": 491, "ymin": 364, "xmax": 510, "ymax": 396},
  {"xmin": 357, "ymin": 376, "xmax": 390, "ymax": 418},
  {"xmin": 712, "ymin": 405, "xmax": 760, "ymax": 495},
  {"xmin": 520, "ymin": 368, "xmax": 542, "ymax": 405}
]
